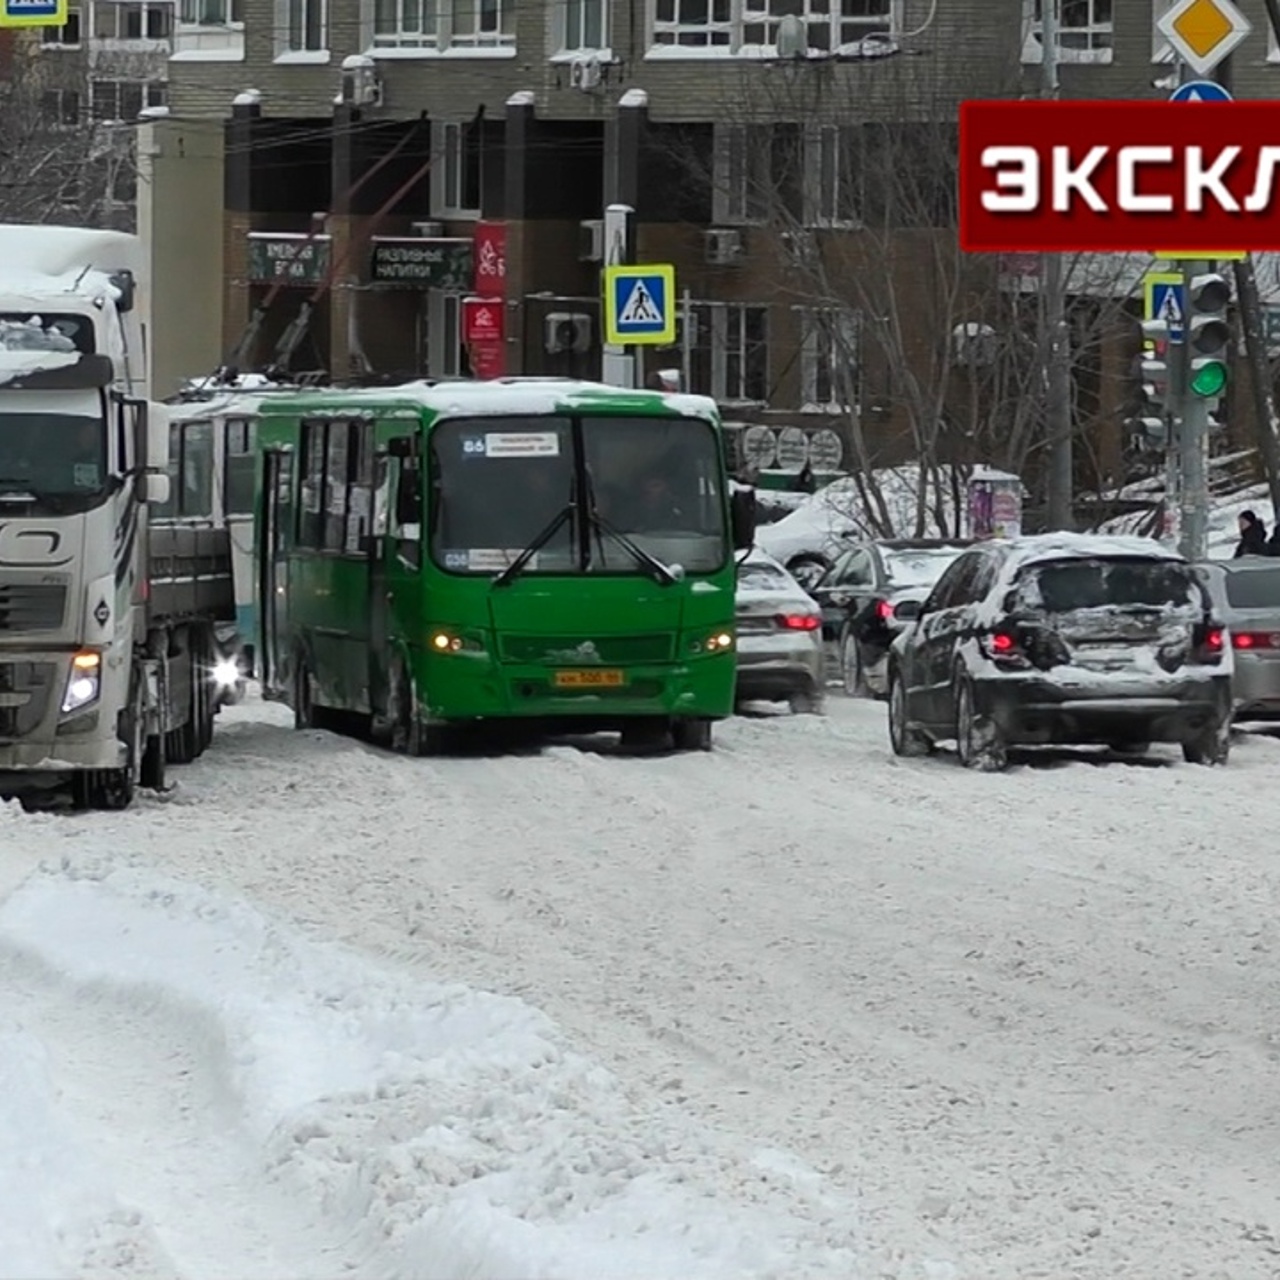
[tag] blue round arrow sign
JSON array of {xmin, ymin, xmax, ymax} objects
[{"xmin": 1169, "ymin": 81, "xmax": 1233, "ymax": 103}]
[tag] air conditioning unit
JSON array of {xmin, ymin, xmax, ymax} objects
[
  {"xmin": 569, "ymin": 54, "xmax": 603, "ymax": 91},
  {"xmin": 704, "ymin": 228, "xmax": 743, "ymax": 266},
  {"xmin": 578, "ymin": 219, "xmax": 604, "ymax": 262},
  {"xmin": 410, "ymin": 220, "xmax": 445, "ymax": 238},
  {"xmin": 340, "ymin": 58, "xmax": 383, "ymax": 108},
  {"xmin": 545, "ymin": 312, "xmax": 592, "ymax": 354}
]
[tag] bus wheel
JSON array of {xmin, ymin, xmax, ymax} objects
[
  {"xmin": 293, "ymin": 656, "xmax": 322, "ymax": 730},
  {"xmin": 672, "ymin": 717, "xmax": 713, "ymax": 752},
  {"xmin": 390, "ymin": 665, "xmax": 444, "ymax": 757}
]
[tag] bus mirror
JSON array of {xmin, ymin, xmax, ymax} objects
[
  {"xmin": 730, "ymin": 487, "xmax": 756, "ymax": 551},
  {"xmin": 396, "ymin": 469, "xmax": 422, "ymax": 526}
]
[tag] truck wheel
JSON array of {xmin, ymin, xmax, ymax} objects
[
  {"xmin": 77, "ymin": 684, "xmax": 144, "ymax": 810},
  {"xmin": 164, "ymin": 627, "xmax": 198, "ymax": 765},
  {"xmin": 193, "ymin": 628, "xmax": 215, "ymax": 755}
]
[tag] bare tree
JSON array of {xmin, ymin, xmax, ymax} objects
[
  {"xmin": 0, "ymin": 31, "xmax": 146, "ymax": 229},
  {"xmin": 695, "ymin": 62, "xmax": 1146, "ymax": 537}
]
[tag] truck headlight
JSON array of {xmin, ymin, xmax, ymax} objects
[{"xmin": 61, "ymin": 651, "xmax": 101, "ymax": 713}]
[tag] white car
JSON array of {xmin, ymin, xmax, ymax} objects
[{"xmin": 734, "ymin": 550, "xmax": 825, "ymax": 714}]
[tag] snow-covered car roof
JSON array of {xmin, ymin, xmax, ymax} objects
[{"xmin": 996, "ymin": 532, "xmax": 1184, "ymax": 576}]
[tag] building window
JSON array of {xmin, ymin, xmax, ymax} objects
[
  {"xmin": 92, "ymin": 81, "xmax": 142, "ymax": 121},
  {"xmin": 279, "ymin": 0, "xmax": 326, "ymax": 53},
  {"xmin": 449, "ymin": 0, "xmax": 513, "ymax": 46},
  {"xmin": 432, "ymin": 120, "xmax": 481, "ymax": 215},
  {"xmin": 559, "ymin": 0, "xmax": 607, "ymax": 50},
  {"xmin": 109, "ymin": 3, "xmax": 173, "ymax": 39},
  {"xmin": 1022, "ymin": 0, "xmax": 1113, "ymax": 64},
  {"xmin": 42, "ymin": 7, "xmax": 80, "ymax": 44},
  {"xmin": 689, "ymin": 303, "xmax": 769, "ymax": 403},
  {"xmin": 371, "ymin": 0, "xmax": 510, "ymax": 51},
  {"xmin": 712, "ymin": 123, "xmax": 804, "ymax": 225},
  {"xmin": 374, "ymin": 0, "xmax": 439, "ymax": 47},
  {"xmin": 40, "ymin": 88, "xmax": 81, "ymax": 126},
  {"xmin": 651, "ymin": 0, "xmax": 895, "ymax": 52},
  {"xmin": 179, "ymin": 0, "xmax": 244, "ymax": 24},
  {"xmin": 799, "ymin": 308, "xmax": 861, "ymax": 411}
]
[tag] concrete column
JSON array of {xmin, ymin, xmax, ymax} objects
[{"xmin": 223, "ymin": 94, "xmax": 260, "ymax": 358}]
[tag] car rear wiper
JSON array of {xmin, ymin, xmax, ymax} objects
[
  {"xmin": 491, "ymin": 501, "xmax": 576, "ymax": 589},
  {"xmin": 583, "ymin": 471, "xmax": 678, "ymax": 587}
]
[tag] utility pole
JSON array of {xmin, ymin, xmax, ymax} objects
[
  {"xmin": 1041, "ymin": 0, "xmax": 1074, "ymax": 530},
  {"xmin": 1179, "ymin": 258, "xmax": 1211, "ymax": 560}
]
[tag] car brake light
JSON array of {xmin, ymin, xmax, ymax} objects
[
  {"xmin": 1203, "ymin": 627, "xmax": 1224, "ymax": 653},
  {"xmin": 1231, "ymin": 631, "xmax": 1280, "ymax": 650},
  {"xmin": 989, "ymin": 631, "xmax": 1017, "ymax": 653},
  {"xmin": 875, "ymin": 599, "xmax": 894, "ymax": 621},
  {"xmin": 778, "ymin": 613, "xmax": 820, "ymax": 631}
]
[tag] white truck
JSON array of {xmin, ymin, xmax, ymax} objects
[{"xmin": 0, "ymin": 225, "xmax": 238, "ymax": 810}]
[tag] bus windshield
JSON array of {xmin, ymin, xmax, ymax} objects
[{"xmin": 429, "ymin": 414, "xmax": 726, "ymax": 576}]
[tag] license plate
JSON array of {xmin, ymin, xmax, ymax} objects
[{"xmin": 553, "ymin": 669, "xmax": 625, "ymax": 688}]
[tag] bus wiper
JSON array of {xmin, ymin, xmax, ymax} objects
[
  {"xmin": 581, "ymin": 470, "xmax": 677, "ymax": 587},
  {"xmin": 491, "ymin": 502, "xmax": 576, "ymax": 589},
  {"xmin": 0, "ymin": 479, "xmax": 65, "ymax": 510},
  {"xmin": 587, "ymin": 509, "xmax": 678, "ymax": 587}
]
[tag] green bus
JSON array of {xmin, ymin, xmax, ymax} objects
[{"xmin": 253, "ymin": 378, "xmax": 755, "ymax": 754}]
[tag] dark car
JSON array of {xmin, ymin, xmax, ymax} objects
[
  {"xmin": 808, "ymin": 539, "xmax": 972, "ymax": 697},
  {"xmin": 886, "ymin": 534, "xmax": 1233, "ymax": 770}
]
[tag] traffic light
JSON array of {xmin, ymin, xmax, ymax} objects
[
  {"xmin": 1185, "ymin": 271, "xmax": 1231, "ymax": 403},
  {"xmin": 1129, "ymin": 317, "xmax": 1172, "ymax": 446}
]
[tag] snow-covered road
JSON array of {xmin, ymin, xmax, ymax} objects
[{"xmin": 3, "ymin": 694, "xmax": 1280, "ymax": 1279}]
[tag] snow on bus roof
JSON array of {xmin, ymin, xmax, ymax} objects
[{"xmin": 256, "ymin": 378, "xmax": 721, "ymax": 421}]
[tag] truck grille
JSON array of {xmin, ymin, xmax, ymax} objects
[
  {"xmin": 0, "ymin": 661, "xmax": 56, "ymax": 739},
  {"xmin": 501, "ymin": 633, "xmax": 674, "ymax": 664},
  {"xmin": 0, "ymin": 583, "xmax": 67, "ymax": 633}
]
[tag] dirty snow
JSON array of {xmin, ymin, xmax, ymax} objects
[{"xmin": 3, "ymin": 694, "xmax": 1280, "ymax": 1278}]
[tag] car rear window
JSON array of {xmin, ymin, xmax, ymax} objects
[
  {"xmin": 739, "ymin": 563, "xmax": 792, "ymax": 592},
  {"xmin": 1015, "ymin": 557, "xmax": 1201, "ymax": 612},
  {"xmin": 883, "ymin": 548, "xmax": 966, "ymax": 588},
  {"xmin": 1223, "ymin": 565, "xmax": 1280, "ymax": 609}
]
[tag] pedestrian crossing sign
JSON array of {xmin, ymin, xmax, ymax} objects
[
  {"xmin": 1144, "ymin": 271, "xmax": 1185, "ymax": 343},
  {"xmin": 0, "ymin": 0, "xmax": 67, "ymax": 26},
  {"xmin": 603, "ymin": 264, "xmax": 676, "ymax": 346}
]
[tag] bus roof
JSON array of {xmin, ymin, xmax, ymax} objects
[{"xmin": 251, "ymin": 377, "xmax": 721, "ymax": 423}]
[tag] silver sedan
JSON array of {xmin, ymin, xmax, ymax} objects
[
  {"xmin": 1196, "ymin": 559, "xmax": 1280, "ymax": 721},
  {"xmin": 734, "ymin": 550, "xmax": 825, "ymax": 714}
]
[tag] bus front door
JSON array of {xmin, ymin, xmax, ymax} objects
[{"xmin": 258, "ymin": 447, "xmax": 293, "ymax": 697}]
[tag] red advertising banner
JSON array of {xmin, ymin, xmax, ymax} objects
[
  {"xmin": 959, "ymin": 100, "xmax": 1280, "ymax": 253},
  {"xmin": 472, "ymin": 220, "xmax": 506, "ymax": 297},
  {"xmin": 462, "ymin": 296, "xmax": 504, "ymax": 343},
  {"xmin": 469, "ymin": 221, "xmax": 507, "ymax": 378}
]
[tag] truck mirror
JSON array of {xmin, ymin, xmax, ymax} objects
[
  {"xmin": 144, "ymin": 472, "xmax": 171, "ymax": 506},
  {"xmin": 730, "ymin": 487, "xmax": 756, "ymax": 552}
]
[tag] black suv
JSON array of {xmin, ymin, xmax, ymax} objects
[{"xmin": 886, "ymin": 534, "xmax": 1233, "ymax": 770}]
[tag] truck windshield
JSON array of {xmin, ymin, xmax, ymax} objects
[
  {"xmin": 429, "ymin": 414, "xmax": 726, "ymax": 576},
  {"xmin": 0, "ymin": 410, "xmax": 107, "ymax": 504}
]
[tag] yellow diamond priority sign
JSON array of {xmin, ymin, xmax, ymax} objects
[{"xmin": 1156, "ymin": 0, "xmax": 1251, "ymax": 77}]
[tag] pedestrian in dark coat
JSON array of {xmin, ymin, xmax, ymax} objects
[{"xmin": 1235, "ymin": 509, "xmax": 1269, "ymax": 557}]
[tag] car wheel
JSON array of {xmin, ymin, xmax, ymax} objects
[
  {"xmin": 955, "ymin": 679, "xmax": 1007, "ymax": 772},
  {"xmin": 1182, "ymin": 718, "xmax": 1231, "ymax": 766},
  {"xmin": 887, "ymin": 673, "xmax": 930, "ymax": 758},
  {"xmin": 839, "ymin": 627, "xmax": 868, "ymax": 698}
]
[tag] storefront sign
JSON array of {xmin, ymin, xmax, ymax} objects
[
  {"xmin": 462, "ymin": 296, "xmax": 504, "ymax": 344},
  {"xmin": 473, "ymin": 221, "xmax": 506, "ymax": 296},
  {"xmin": 247, "ymin": 234, "xmax": 330, "ymax": 285},
  {"xmin": 370, "ymin": 238, "xmax": 472, "ymax": 288}
]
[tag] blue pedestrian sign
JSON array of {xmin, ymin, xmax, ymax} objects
[
  {"xmin": 0, "ymin": 0, "xmax": 67, "ymax": 25},
  {"xmin": 1169, "ymin": 81, "xmax": 1233, "ymax": 103},
  {"xmin": 603, "ymin": 264, "xmax": 676, "ymax": 346},
  {"xmin": 1150, "ymin": 280, "xmax": 1186, "ymax": 342}
]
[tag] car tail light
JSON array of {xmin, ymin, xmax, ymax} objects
[
  {"xmin": 1191, "ymin": 623, "xmax": 1225, "ymax": 665},
  {"xmin": 979, "ymin": 627, "xmax": 1034, "ymax": 669},
  {"xmin": 1232, "ymin": 631, "xmax": 1280, "ymax": 650},
  {"xmin": 778, "ymin": 613, "xmax": 820, "ymax": 631},
  {"xmin": 875, "ymin": 599, "xmax": 894, "ymax": 621}
]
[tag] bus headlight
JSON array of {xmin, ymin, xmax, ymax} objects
[
  {"xmin": 692, "ymin": 630, "xmax": 734, "ymax": 654},
  {"xmin": 429, "ymin": 630, "xmax": 484, "ymax": 654},
  {"xmin": 61, "ymin": 651, "xmax": 101, "ymax": 713},
  {"xmin": 212, "ymin": 657, "xmax": 241, "ymax": 688}
]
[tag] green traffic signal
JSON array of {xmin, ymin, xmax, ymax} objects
[{"xmin": 1190, "ymin": 361, "xmax": 1227, "ymax": 398}]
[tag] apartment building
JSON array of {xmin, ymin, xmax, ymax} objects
[{"xmin": 139, "ymin": 0, "xmax": 1278, "ymax": 483}]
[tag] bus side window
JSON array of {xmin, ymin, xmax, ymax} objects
[
  {"xmin": 391, "ymin": 460, "xmax": 422, "ymax": 569},
  {"xmin": 223, "ymin": 418, "xmax": 256, "ymax": 516},
  {"xmin": 299, "ymin": 420, "xmax": 325, "ymax": 547},
  {"xmin": 180, "ymin": 421, "xmax": 214, "ymax": 518}
]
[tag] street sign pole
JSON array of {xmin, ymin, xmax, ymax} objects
[
  {"xmin": 1178, "ymin": 258, "xmax": 1211, "ymax": 560},
  {"xmin": 601, "ymin": 203, "xmax": 635, "ymax": 389}
]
